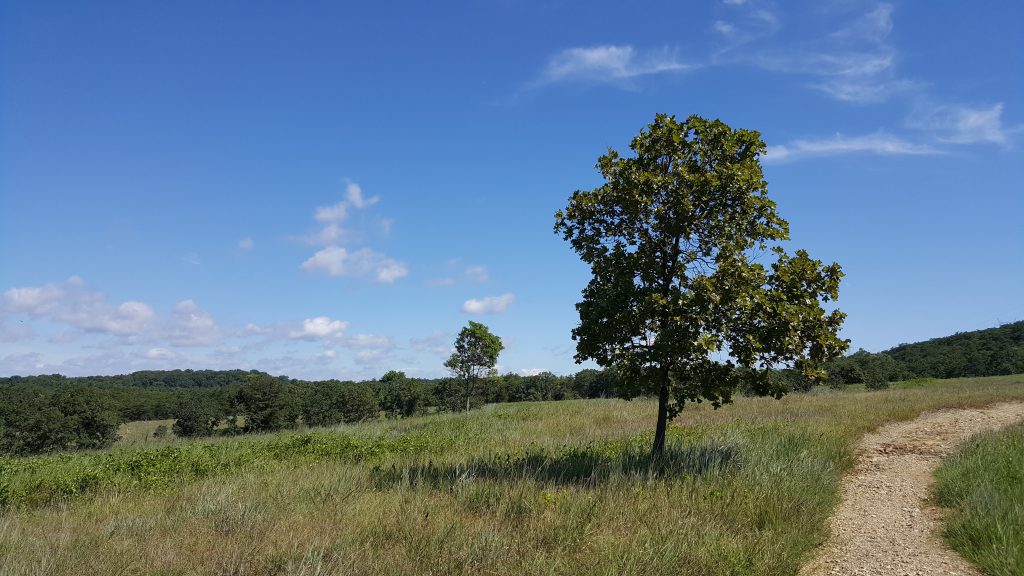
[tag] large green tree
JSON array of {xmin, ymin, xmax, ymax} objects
[
  {"xmin": 555, "ymin": 113, "xmax": 849, "ymax": 456},
  {"xmin": 444, "ymin": 321, "xmax": 504, "ymax": 412}
]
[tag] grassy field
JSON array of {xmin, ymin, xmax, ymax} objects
[
  {"xmin": 115, "ymin": 419, "xmax": 178, "ymax": 448},
  {"xmin": 934, "ymin": 420, "xmax": 1024, "ymax": 576},
  {"xmin": 0, "ymin": 375, "xmax": 1022, "ymax": 575}
]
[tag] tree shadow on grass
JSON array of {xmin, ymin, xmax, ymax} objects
[{"xmin": 370, "ymin": 442, "xmax": 739, "ymax": 489}]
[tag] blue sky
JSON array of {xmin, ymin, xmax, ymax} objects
[{"xmin": 1, "ymin": 0, "xmax": 1022, "ymax": 380}]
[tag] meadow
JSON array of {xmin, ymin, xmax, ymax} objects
[
  {"xmin": 935, "ymin": 420, "xmax": 1024, "ymax": 576},
  {"xmin": 1, "ymin": 375, "xmax": 1022, "ymax": 575}
]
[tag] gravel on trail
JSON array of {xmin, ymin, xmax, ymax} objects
[{"xmin": 800, "ymin": 401, "xmax": 1024, "ymax": 576}]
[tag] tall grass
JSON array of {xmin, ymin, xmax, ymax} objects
[
  {"xmin": 934, "ymin": 421, "xmax": 1024, "ymax": 576},
  {"xmin": 0, "ymin": 374, "xmax": 1021, "ymax": 575}
]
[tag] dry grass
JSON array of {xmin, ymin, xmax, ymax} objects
[
  {"xmin": 115, "ymin": 419, "xmax": 177, "ymax": 448},
  {"xmin": 1, "ymin": 375, "xmax": 1022, "ymax": 575}
]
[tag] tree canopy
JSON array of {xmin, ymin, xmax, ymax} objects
[
  {"xmin": 555, "ymin": 113, "xmax": 849, "ymax": 455},
  {"xmin": 444, "ymin": 321, "xmax": 504, "ymax": 411}
]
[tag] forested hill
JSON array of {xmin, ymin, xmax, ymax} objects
[
  {"xmin": 0, "ymin": 369, "xmax": 267, "ymax": 389},
  {"xmin": 882, "ymin": 321, "xmax": 1024, "ymax": 379}
]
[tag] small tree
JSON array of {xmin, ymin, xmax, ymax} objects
[
  {"xmin": 444, "ymin": 321, "xmax": 504, "ymax": 412},
  {"xmin": 555, "ymin": 113, "xmax": 849, "ymax": 457}
]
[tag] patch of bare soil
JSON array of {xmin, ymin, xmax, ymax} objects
[{"xmin": 801, "ymin": 401, "xmax": 1024, "ymax": 576}]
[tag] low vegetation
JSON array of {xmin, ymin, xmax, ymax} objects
[
  {"xmin": 0, "ymin": 375, "xmax": 1021, "ymax": 575},
  {"xmin": 934, "ymin": 421, "xmax": 1024, "ymax": 576}
]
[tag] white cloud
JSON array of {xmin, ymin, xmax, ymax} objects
[
  {"xmin": 345, "ymin": 333, "xmax": 394, "ymax": 350},
  {"xmin": 462, "ymin": 293, "xmax": 516, "ymax": 314},
  {"xmin": 712, "ymin": 20, "xmax": 737, "ymax": 37},
  {"xmin": 814, "ymin": 77, "xmax": 919, "ymax": 104},
  {"xmin": 299, "ymin": 182, "xmax": 405, "ymax": 283},
  {"xmin": 1, "ymin": 278, "xmax": 234, "ymax": 347},
  {"xmin": 241, "ymin": 323, "xmax": 273, "ymax": 336},
  {"xmin": 301, "ymin": 246, "xmax": 408, "ymax": 283},
  {"xmin": 300, "ymin": 246, "xmax": 352, "ymax": 275},
  {"xmin": 314, "ymin": 201, "xmax": 348, "ymax": 223},
  {"xmin": 538, "ymin": 45, "xmax": 692, "ymax": 86},
  {"xmin": 340, "ymin": 333, "xmax": 396, "ymax": 366},
  {"xmin": 713, "ymin": 2, "xmax": 916, "ymax": 105},
  {"xmin": 831, "ymin": 3, "xmax": 893, "ymax": 43},
  {"xmin": 301, "ymin": 223, "xmax": 347, "ymax": 246},
  {"xmin": 345, "ymin": 182, "xmax": 379, "ymax": 209},
  {"xmin": 145, "ymin": 347, "xmax": 177, "ymax": 360},
  {"xmin": 714, "ymin": 8, "xmax": 779, "ymax": 43},
  {"xmin": 410, "ymin": 330, "xmax": 452, "ymax": 357},
  {"xmin": 3, "ymin": 280, "xmax": 157, "ymax": 336},
  {"xmin": 376, "ymin": 260, "xmax": 409, "ymax": 283},
  {"xmin": 183, "ymin": 253, "xmax": 202, "ymax": 266},
  {"xmin": 167, "ymin": 300, "xmax": 222, "ymax": 346},
  {"xmin": 765, "ymin": 132, "xmax": 940, "ymax": 163},
  {"xmin": 519, "ymin": 368, "xmax": 548, "ymax": 377},
  {"xmin": 464, "ymin": 265, "xmax": 489, "ymax": 283},
  {"xmin": 4, "ymin": 284, "xmax": 63, "ymax": 315},
  {"xmin": 0, "ymin": 352, "xmax": 46, "ymax": 374},
  {"xmin": 290, "ymin": 316, "xmax": 349, "ymax": 340},
  {"xmin": 910, "ymin": 103, "xmax": 1018, "ymax": 145},
  {"xmin": 238, "ymin": 237, "xmax": 254, "ymax": 249},
  {"xmin": 354, "ymin": 349, "xmax": 390, "ymax": 366}
]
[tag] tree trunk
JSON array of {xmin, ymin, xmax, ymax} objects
[
  {"xmin": 651, "ymin": 372, "xmax": 670, "ymax": 458},
  {"xmin": 465, "ymin": 376, "xmax": 473, "ymax": 412}
]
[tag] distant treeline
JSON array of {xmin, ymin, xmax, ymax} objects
[
  {"xmin": 0, "ymin": 368, "xmax": 623, "ymax": 455},
  {"xmin": 2, "ymin": 321, "xmax": 1020, "ymax": 456},
  {"xmin": 825, "ymin": 321, "xmax": 1024, "ymax": 386}
]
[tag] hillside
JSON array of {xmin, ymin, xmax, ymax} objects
[{"xmin": 884, "ymin": 321, "xmax": 1024, "ymax": 379}]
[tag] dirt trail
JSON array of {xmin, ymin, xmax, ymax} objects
[{"xmin": 801, "ymin": 401, "xmax": 1024, "ymax": 576}]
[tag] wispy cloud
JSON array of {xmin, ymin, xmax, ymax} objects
[
  {"xmin": 410, "ymin": 330, "xmax": 452, "ymax": 357},
  {"xmin": 345, "ymin": 182, "xmax": 379, "ymax": 209},
  {"xmin": 461, "ymin": 293, "xmax": 516, "ymax": 314},
  {"xmin": 237, "ymin": 237, "xmax": 254, "ymax": 249},
  {"xmin": 909, "ymin": 103, "xmax": 1020, "ymax": 145},
  {"xmin": 711, "ymin": 4, "xmax": 779, "ymax": 46},
  {"xmin": 145, "ymin": 347, "xmax": 177, "ymax": 360},
  {"xmin": 427, "ymin": 262, "xmax": 489, "ymax": 287},
  {"xmin": 464, "ymin": 265, "xmax": 489, "ymax": 283},
  {"xmin": 713, "ymin": 1, "xmax": 918, "ymax": 104},
  {"xmin": 831, "ymin": 3, "xmax": 893, "ymax": 43},
  {"xmin": 764, "ymin": 132, "xmax": 940, "ymax": 163},
  {"xmin": 536, "ymin": 45, "xmax": 693, "ymax": 87}
]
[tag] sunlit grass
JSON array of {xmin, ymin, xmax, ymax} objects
[
  {"xmin": 0, "ymin": 374, "xmax": 1021, "ymax": 575},
  {"xmin": 934, "ymin": 421, "xmax": 1024, "ymax": 576}
]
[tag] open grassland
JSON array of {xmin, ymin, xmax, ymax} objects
[
  {"xmin": 935, "ymin": 421, "xmax": 1024, "ymax": 576},
  {"xmin": 1, "ymin": 375, "xmax": 1022, "ymax": 576},
  {"xmin": 115, "ymin": 419, "xmax": 178, "ymax": 448}
]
